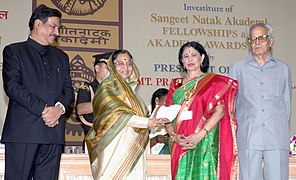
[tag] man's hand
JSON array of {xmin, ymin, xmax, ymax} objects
[{"xmin": 42, "ymin": 106, "xmax": 62, "ymax": 128}]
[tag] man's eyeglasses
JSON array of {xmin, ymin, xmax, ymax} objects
[
  {"xmin": 248, "ymin": 34, "xmax": 269, "ymax": 44},
  {"xmin": 113, "ymin": 61, "xmax": 133, "ymax": 68}
]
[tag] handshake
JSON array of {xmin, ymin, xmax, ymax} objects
[
  {"xmin": 148, "ymin": 105, "xmax": 181, "ymax": 128},
  {"xmin": 151, "ymin": 105, "xmax": 181, "ymax": 122}
]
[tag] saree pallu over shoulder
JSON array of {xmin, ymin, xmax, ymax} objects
[
  {"xmin": 169, "ymin": 73, "xmax": 238, "ymax": 180},
  {"xmin": 85, "ymin": 58, "xmax": 149, "ymax": 179}
]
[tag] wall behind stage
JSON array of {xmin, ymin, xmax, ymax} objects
[
  {"xmin": 123, "ymin": 0, "xmax": 296, "ymax": 136},
  {"xmin": 0, "ymin": 1, "xmax": 32, "ymax": 135},
  {"xmin": 0, "ymin": 0, "xmax": 122, "ymax": 147},
  {"xmin": 1, "ymin": 0, "xmax": 296, "ymax": 146}
]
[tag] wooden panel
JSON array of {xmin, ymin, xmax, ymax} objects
[
  {"xmin": 59, "ymin": 154, "xmax": 172, "ymax": 179},
  {"xmin": 146, "ymin": 154, "xmax": 171, "ymax": 176},
  {"xmin": 59, "ymin": 154, "xmax": 92, "ymax": 180},
  {"xmin": 289, "ymin": 157, "xmax": 296, "ymax": 178},
  {"xmin": 1, "ymin": 153, "xmax": 296, "ymax": 179}
]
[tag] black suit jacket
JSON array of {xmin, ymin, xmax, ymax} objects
[{"xmin": 1, "ymin": 37, "xmax": 74, "ymax": 144}]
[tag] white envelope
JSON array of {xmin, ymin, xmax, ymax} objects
[{"xmin": 151, "ymin": 105, "xmax": 181, "ymax": 122}]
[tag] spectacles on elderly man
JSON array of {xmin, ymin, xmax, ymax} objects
[
  {"xmin": 248, "ymin": 34, "xmax": 270, "ymax": 44},
  {"xmin": 114, "ymin": 61, "xmax": 133, "ymax": 68}
]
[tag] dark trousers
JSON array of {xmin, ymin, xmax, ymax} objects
[{"xmin": 4, "ymin": 143, "xmax": 63, "ymax": 180}]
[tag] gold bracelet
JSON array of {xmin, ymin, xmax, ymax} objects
[
  {"xmin": 203, "ymin": 128, "xmax": 209, "ymax": 135},
  {"xmin": 170, "ymin": 132, "xmax": 176, "ymax": 142}
]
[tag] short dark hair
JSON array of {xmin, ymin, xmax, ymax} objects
[
  {"xmin": 178, "ymin": 41, "xmax": 210, "ymax": 73},
  {"xmin": 111, "ymin": 49, "xmax": 133, "ymax": 63},
  {"xmin": 29, "ymin": 4, "xmax": 62, "ymax": 31},
  {"xmin": 150, "ymin": 88, "xmax": 169, "ymax": 112}
]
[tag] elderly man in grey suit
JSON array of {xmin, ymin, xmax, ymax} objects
[{"xmin": 229, "ymin": 23, "xmax": 291, "ymax": 180}]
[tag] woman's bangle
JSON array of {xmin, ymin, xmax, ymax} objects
[
  {"xmin": 203, "ymin": 128, "xmax": 209, "ymax": 136},
  {"xmin": 170, "ymin": 132, "xmax": 177, "ymax": 142}
]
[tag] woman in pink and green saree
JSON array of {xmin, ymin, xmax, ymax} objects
[
  {"xmin": 85, "ymin": 50, "xmax": 166, "ymax": 180},
  {"xmin": 165, "ymin": 41, "xmax": 239, "ymax": 180}
]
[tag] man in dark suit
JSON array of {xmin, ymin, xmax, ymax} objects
[{"xmin": 1, "ymin": 4, "xmax": 74, "ymax": 180}]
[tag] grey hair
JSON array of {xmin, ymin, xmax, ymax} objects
[{"xmin": 246, "ymin": 23, "xmax": 273, "ymax": 38}]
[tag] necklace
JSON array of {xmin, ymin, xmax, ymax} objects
[
  {"xmin": 182, "ymin": 74, "xmax": 206, "ymax": 110},
  {"xmin": 183, "ymin": 79, "xmax": 198, "ymax": 101}
]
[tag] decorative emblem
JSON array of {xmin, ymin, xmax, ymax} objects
[
  {"xmin": 51, "ymin": 0, "xmax": 108, "ymax": 16},
  {"xmin": 66, "ymin": 55, "xmax": 95, "ymax": 140},
  {"xmin": 70, "ymin": 55, "xmax": 94, "ymax": 91}
]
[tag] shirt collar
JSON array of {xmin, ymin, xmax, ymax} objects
[
  {"xmin": 244, "ymin": 52, "xmax": 277, "ymax": 65},
  {"xmin": 27, "ymin": 36, "xmax": 49, "ymax": 55}
]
